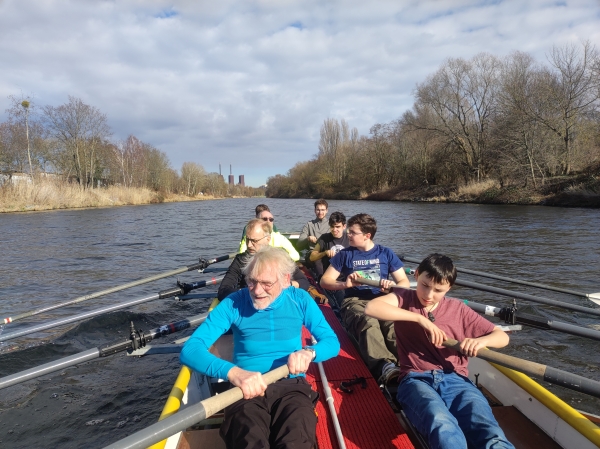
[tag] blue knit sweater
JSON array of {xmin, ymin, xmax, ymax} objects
[{"xmin": 180, "ymin": 286, "xmax": 340, "ymax": 380}]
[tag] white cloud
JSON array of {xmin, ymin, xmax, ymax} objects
[{"xmin": 1, "ymin": 0, "xmax": 598, "ymax": 186}]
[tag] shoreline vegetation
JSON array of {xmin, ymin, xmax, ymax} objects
[
  {"xmin": 2, "ymin": 173, "xmax": 598, "ymax": 214},
  {"xmin": 364, "ymin": 173, "xmax": 600, "ymax": 208},
  {"xmin": 0, "ymin": 179, "xmax": 221, "ymax": 213}
]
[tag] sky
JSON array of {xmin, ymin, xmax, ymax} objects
[{"xmin": 1, "ymin": 1, "xmax": 599, "ymax": 187}]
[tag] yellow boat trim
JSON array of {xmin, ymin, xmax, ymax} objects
[
  {"xmin": 208, "ymin": 298, "xmax": 220, "ymax": 312},
  {"xmin": 491, "ymin": 362, "xmax": 600, "ymax": 447},
  {"xmin": 148, "ymin": 301, "xmax": 219, "ymax": 449},
  {"xmin": 147, "ymin": 365, "xmax": 193, "ymax": 449}
]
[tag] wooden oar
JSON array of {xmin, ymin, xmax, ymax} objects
[
  {"xmin": 0, "ymin": 277, "xmax": 222, "ymax": 342},
  {"xmin": 102, "ymin": 365, "xmax": 290, "ymax": 449},
  {"xmin": 0, "ymin": 312, "xmax": 209, "ymax": 390},
  {"xmin": 400, "ymin": 255, "xmax": 600, "ymax": 305},
  {"xmin": 1, "ymin": 253, "xmax": 235, "ymax": 325},
  {"xmin": 442, "ymin": 339, "xmax": 600, "ymax": 399}
]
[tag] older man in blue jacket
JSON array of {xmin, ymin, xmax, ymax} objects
[{"xmin": 181, "ymin": 246, "xmax": 340, "ymax": 449}]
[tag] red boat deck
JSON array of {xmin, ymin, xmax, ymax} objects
[{"xmin": 303, "ymin": 304, "xmax": 414, "ymax": 449}]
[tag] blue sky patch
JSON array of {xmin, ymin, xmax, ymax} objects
[{"xmin": 156, "ymin": 8, "xmax": 177, "ymax": 19}]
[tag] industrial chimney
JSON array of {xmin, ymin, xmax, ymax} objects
[{"xmin": 228, "ymin": 164, "xmax": 234, "ymax": 186}]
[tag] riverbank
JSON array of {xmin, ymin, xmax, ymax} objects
[
  {"xmin": 0, "ymin": 180, "xmax": 216, "ymax": 213},
  {"xmin": 364, "ymin": 173, "xmax": 600, "ymax": 208}
]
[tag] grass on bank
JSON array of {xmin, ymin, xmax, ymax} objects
[
  {"xmin": 365, "ymin": 173, "xmax": 600, "ymax": 208},
  {"xmin": 0, "ymin": 179, "xmax": 214, "ymax": 213}
]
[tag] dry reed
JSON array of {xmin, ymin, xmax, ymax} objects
[
  {"xmin": 0, "ymin": 179, "xmax": 214, "ymax": 213},
  {"xmin": 455, "ymin": 179, "xmax": 500, "ymax": 197}
]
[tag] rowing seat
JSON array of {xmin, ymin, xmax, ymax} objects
[{"xmin": 304, "ymin": 304, "xmax": 415, "ymax": 449}]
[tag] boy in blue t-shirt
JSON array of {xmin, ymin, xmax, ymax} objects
[{"xmin": 320, "ymin": 213, "xmax": 410, "ymax": 380}]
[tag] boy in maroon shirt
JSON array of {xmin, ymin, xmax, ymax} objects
[{"xmin": 365, "ymin": 254, "xmax": 514, "ymax": 449}]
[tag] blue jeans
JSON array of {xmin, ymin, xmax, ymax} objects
[{"xmin": 396, "ymin": 370, "xmax": 514, "ymax": 449}]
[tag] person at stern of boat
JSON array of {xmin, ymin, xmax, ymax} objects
[
  {"xmin": 218, "ymin": 218, "xmax": 311, "ymax": 301},
  {"xmin": 364, "ymin": 253, "xmax": 515, "ymax": 449},
  {"xmin": 319, "ymin": 213, "xmax": 410, "ymax": 382},
  {"xmin": 298, "ymin": 199, "xmax": 330, "ymax": 250},
  {"xmin": 180, "ymin": 246, "xmax": 340, "ymax": 449}
]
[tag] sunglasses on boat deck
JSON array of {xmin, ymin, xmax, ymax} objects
[{"xmin": 261, "ymin": 217, "xmax": 275, "ymax": 222}]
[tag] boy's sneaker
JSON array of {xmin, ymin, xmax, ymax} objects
[{"xmin": 379, "ymin": 361, "xmax": 400, "ymax": 385}]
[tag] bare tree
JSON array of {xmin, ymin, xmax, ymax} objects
[
  {"xmin": 203, "ymin": 172, "xmax": 227, "ymax": 196},
  {"xmin": 0, "ymin": 121, "xmax": 27, "ymax": 173},
  {"xmin": 144, "ymin": 145, "xmax": 172, "ymax": 191},
  {"xmin": 413, "ymin": 53, "xmax": 501, "ymax": 182},
  {"xmin": 496, "ymin": 51, "xmax": 549, "ymax": 186},
  {"xmin": 544, "ymin": 41, "xmax": 599, "ymax": 174},
  {"xmin": 43, "ymin": 97, "xmax": 111, "ymax": 187},
  {"xmin": 181, "ymin": 162, "xmax": 206, "ymax": 196},
  {"xmin": 110, "ymin": 135, "xmax": 145, "ymax": 187},
  {"xmin": 4, "ymin": 95, "xmax": 44, "ymax": 177},
  {"xmin": 318, "ymin": 118, "xmax": 341, "ymax": 186}
]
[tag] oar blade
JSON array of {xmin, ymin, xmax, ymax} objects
[{"xmin": 587, "ymin": 293, "xmax": 600, "ymax": 306}]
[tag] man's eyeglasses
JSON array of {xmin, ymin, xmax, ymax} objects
[
  {"xmin": 247, "ymin": 235, "xmax": 269, "ymax": 246},
  {"xmin": 247, "ymin": 277, "xmax": 279, "ymax": 290},
  {"xmin": 261, "ymin": 217, "xmax": 275, "ymax": 222},
  {"xmin": 346, "ymin": 230, "xmax": 364, "ymax": 236}
]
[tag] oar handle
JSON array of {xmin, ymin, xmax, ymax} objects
[
  {"xmin": 202, "ymin": 365, "xmax": 289, "ymax": 417},
  {"xmin": 441, "ymin": 339, "xmax": 546, "ymax": 376},
  {"xmin": 354, "ymin": 277, "xmax": 395, "ymax": 288},
  {"xmin": 102, "ymin": 365, "xmax": 290, "ymax": 449}
]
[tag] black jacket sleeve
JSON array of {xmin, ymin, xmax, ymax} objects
[
  {"xmin": 292, "ymin": 267, "xmax": 310, "ymax": 291},
  {"xmin": 217, "ymin": 254, "xmax": 246, "ymax": 300}
]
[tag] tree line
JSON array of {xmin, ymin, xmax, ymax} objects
[
  {"xmin": 0, "ymin": 96, "xmax": 261, "ymax": 197},
  {"xmin": 266, "ymin": 42, "xmax": 600, "ymax": 199}
]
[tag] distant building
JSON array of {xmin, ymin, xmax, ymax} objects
[
  {"xmin": 0, "ymin": 172, "xmax": 32, "ymax": 186},
  {"xmin": 238, "ymin": 175, "xmax": 245, "ymax": 187}
]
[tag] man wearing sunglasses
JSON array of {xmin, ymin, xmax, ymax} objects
[
  {"xmin": 181, "ymin": 246, "xmax": 340, "ymax": 449},
  {"xmin": 220, "ymin": 219, "xmax": 308, "ymax": 300},
  {"xmin": 320, "ymin": 213, "xmax": 410, "ymax": 384},
  {"xmin": 240, "ymin": 204, "xmax": 279, "ymax": 238},
  {"xmin": 239, "ymin": 208, "xmax": 299, "ymax": 261}
]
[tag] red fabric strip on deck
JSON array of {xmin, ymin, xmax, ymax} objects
[{"xmin": 303, "ymin": 304, "xmax": 414, "ymax": 449}]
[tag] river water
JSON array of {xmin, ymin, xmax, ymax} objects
[{"xmin": 0, "ymin": 198, "xmax": 599, "ymax": 448}]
